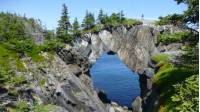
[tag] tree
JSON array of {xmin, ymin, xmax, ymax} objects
[
  {"xmin": 82, "ymin": 10, "xmax": 95, "ymax": 29},
  {"xmin": 157, "ymin": 0, "xmax": 199, "ymax": 31},
  {"xmin": 72, "ymin": 17, "xmax": 81, "ymax": 37},
  {"xmin": 56, "ymin": 4, "xmax": 72, "ymax": 42},
  {"xmin": 119, "ymin": 10, "xmax": 125, "ymax": 23},
  {"xmin": 97, "ymin": 9, "xmax": 104, "ymax": 24},
  {"xmin": 175, "ymin": 0, "xmax": 199, "ymax": 29}
]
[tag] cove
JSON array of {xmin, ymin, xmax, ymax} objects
[{"xmin": 90, "ymin": 52, "xmax": 140, "ymax": 108}]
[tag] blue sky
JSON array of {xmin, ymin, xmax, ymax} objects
[{"xmin": 0, "ymin": 0, "xmax": 187, "ymax": 29}]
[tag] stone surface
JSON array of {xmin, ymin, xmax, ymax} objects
[
  {"xmin": 1, "ymin": 25, "xmax": 182, "ymax": 112},
  {"xmin": 132, "ymin": 97, "xmax": 142, "ymax": 112},
  {"xmin": 81, "ymin": 26, "xmax": 159, "ymax": 73}
]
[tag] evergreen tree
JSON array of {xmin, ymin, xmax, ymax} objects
[
  {"xmin": 82, "ymin": 10, "xmax": 95, "ymax": 29},
  {"xmin": 56, "ymin": 4, "xmax": 72, "ymax": 42},
  {"xmin": 97, "ymin": 9, "xmax": 104, "ymax": 24},
  {"xmin": 119, "ymin": 10, "xmax": 125, "ymax": 23},
  {"xmin": 72, "ymin": 17, "xmax": 81, "ymax": 37}
]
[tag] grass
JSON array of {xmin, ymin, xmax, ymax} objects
[
  {"xmin": 16, "ymin": 59, "xmax": 25, "ymax": 71},
  {"xmin": 151, "ymin": 52, "xmax": 198, "ymax": 112},
  {"xmin": 32, "ymin": 104, "xmax": 57, "ymax": 112},
  {"xmin": 9, "ymin": 101, "xmax": 57, "ymax": 112},
  {"xmin": 151, "ymin": 54, "xmax": 172, "ymax": 63}
]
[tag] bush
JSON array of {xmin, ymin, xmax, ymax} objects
[
  {"xmin": 32, "ymin": 104, "xmax": 56, "ymax": 112},
  {"xmin": 43, "ymin": 39, "xmax": 65, "ymax": 51},
  {"xmin": 151, "ymin": 54, "xmax": 172, "ymax": 62},
  {"xmin": 10, "ymin": 100, "xmax": 29, "ymax": 112},
  {"xmin": 171, "ymin": 75, "xmax": 198, "ymax": 112},
  {"xmin": 157, "ymin": 31, "xmax": 191, "ymax": 45},
  {"xmin": 122, "ymin": 19, "xmax": 142, "ymax": 27}
]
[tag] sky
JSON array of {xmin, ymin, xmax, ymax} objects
[{"xmin": 0, "ymin": 0, "xmax": 187, "ymax": 30}]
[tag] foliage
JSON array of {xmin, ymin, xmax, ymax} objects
[
  {"xmin": 171, "ymin": 75, "xmax": 198, "ymax": 112},
  {"xmin": 175, "ymin": 0, "xmax": 199, "ymax": 27},
  {"xmin": 43, "ymin": 30, "xmax": 55, "ymax": 40},
  {"xmin": 122, "ymin": 18, "xmax": 142, "ymax": 27},
  {"xmin": 82, "ymin": 10, "xmax": 95, "ymax": 29},
  {"xmin": 152, "ymin": 43, "xmax": 198, "ymax": 112},
  {"xmin": 39, "ymin": 79, "xmax": 46, "ymax": 86},
  {"xmin": 56, "ymin": 4, "xmax": 72, "ymax": 43},
  {"xmin": 10, "ymin": 100, "xmax": 29, "ymax": 112},
  {"xmin": 32, "ymin": 104, "xmax": 56, "ymax": 112},
  {"xmin": 43, "ymin": 38, "xmax": 65, "ymax": 51},
  {"xmin": 72, "ymin": 17, "xmax": 81, "ymax": 37},
  {"xmin": 156, "ymin": 14, "xmax": 184, "ymax": 26},
  {"xmin": 97, "ymin": 9, "xmax": 104, "ymax": 24},
  {"xmin": 0, "ymin": 12, "xmax": 27, "ymax": 41},
  {"xmin": 157, "ymin": 31, "xmax": 192, "ymax": 44},
  {"xmin": 10, "ymin": 101, "xmax": 56, "ymax": 112},
  {"xmin": 82, "ymin": 9, "xmax": 142, "ymax": 34},
  {"xmin": 156, "ymin": 0, "xmax": 199, "ymax": 30},
  {"xmin": 151, "ymin": 54, "xmax": 172, "ymax": 62}
]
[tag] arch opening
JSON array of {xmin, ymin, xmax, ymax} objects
[{"xmin": 90, "ymin": 52, "xmax": 141, "ymax": 108}]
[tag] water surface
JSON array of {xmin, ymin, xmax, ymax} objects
[{"xmin": 90, "ymin": 53, "xmax": 140, "ymax": 108}]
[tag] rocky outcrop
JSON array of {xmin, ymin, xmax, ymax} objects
[
  {"xmin": 79, "ymin": 25, "xmax": 159, "ymax": 73},
  {"xmin": 1, "ymin": 25, "xmax": 181, "ymax": 112}
]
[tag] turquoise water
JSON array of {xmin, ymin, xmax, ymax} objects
[{"xmin": 90, "ymin": 53, "xmax": 140, "ymax": 108}]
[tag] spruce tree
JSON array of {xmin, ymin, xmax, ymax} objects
[
  {"xmin": 82, "ymin": 10, "xmax": 95, "ymax": 29},
  {"xmin": 72, "ymin": 17, "xmax": 81, "ymax": 37},
  {"xmin": 56, "ymin": 4, "xmax": 72, "ymax": 42},
  {"xmin": 120, "ymin": 10, "xmax": 125, "ymax": 23},
  {"xmin": 98, "ymin": 9, "xmax": 104, "ymax": 24}
]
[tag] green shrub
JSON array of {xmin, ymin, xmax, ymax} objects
[
  {"xmin": 16, "ymin": 59, "xmax": 25, "ymax": 71},
  {"xmin": 43, "ymin": 39, "xmax": 65, "ymax": 51},
  {"xmin": 33, "ymin": 104, "xmax": 56, "ymax": 112},
  {"xmin": 11, "ymin": 100, "xmax": 29, "ymax": 112},
  {"xmin": 157, "ymin": 31, "xmax": 191, "ymax": 45},
  {"xmin": 122, "ymin": 19, "xmax": 142, "ymax": 27},
  {"xmin": 171, "ymin": 75, "xmax": 198, "ymax": 112},
  {"xmin": 151, "ymin": 54, "xmax": 172, "ymax": 62},
  {"xmin": 39, "ymin": 79, "xmax": 46, "ymax": 86},
  {"xmin": 155, "ymin": 14, "xmax": 183, "ymax": 26}
]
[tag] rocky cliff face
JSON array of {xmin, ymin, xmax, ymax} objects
[
  {"xmin": 1, "ymin": 25, "xmax": 178, "ymax": 112},
  {"xmin": 1, "ymin": 49, "xmax": 107, "ymax": 112},
  {"xmin": 79, "ymin": 25, "xmax": 158, "ymax": 73}
]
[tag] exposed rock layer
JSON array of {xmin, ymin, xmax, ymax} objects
[{"xmin": 1, "ymin": 25, "xmax": 180, "ymax": 112}]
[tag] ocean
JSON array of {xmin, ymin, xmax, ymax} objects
[{"xmin": 90, "ymin": 52, "xmax": 140, "ymax": 108}]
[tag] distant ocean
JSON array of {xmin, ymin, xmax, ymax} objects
[{"xmin": 90, "ymin": 53, "xmax": 140, "ymax": 108}]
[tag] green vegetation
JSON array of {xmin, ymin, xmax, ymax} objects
[
  {"xmin": 156, "ymin": 14, "xmax": 183, "ymax": 26},
  {"xmin": 156, "ymin": 0, "xmax": 199, "ymax": 31},
  {"xmin": 122, "ymin": 18, "xmax": 143, "ymax": 27},
  {"xmin": 72, "ymin": 17, "xmax": 81, "ymax": 37},
  {"xmin": 151, "ymin": 44, "xmax": 198, "ymax": 111},
  {"xmin": 56, "ymin": 4, "xmax": 73, "ymax": 43},
  {"xmin": 55, "ymin": 4, "xmax": 143, "ymax": 40},
  {"xmin": 0, "ymin": 12, "xmax": 65, "ymax": 111},
  {"xmin": 151, "ymin": 54, "xmax": 172, "ymax": 62},
  {"xmin": 10, "ymin": 100, "xmax": 56, "ymax": 112},
  {"xmin": 82, "ymin": 10, "xmax": 95, "ymax": 30},
  {"xmin": 156, "ymin": 31, "xmax": 196, "ymax": 45},
  {"xmin": 153, "ymin": 5, "xmax": 198, "ymax": 107},
  {"xmin": 171, "ymin": 75, "xmax": 198, "ymax": 112},
  {"xmin": 80, "ymin": 9, "xmax": 142, "ymax": 34},
  {"xmin": 32, "ymin": 104, "xmax": 56, "ymax": 112}
]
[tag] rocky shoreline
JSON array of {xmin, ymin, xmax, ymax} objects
[{"xmin": 0, "ymin": 25, "xmax": 181, "ymax": 112}]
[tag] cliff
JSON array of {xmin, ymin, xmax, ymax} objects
[{"xmin": 1, "ymin": 23, "xmax": 181, "ymax": 112}]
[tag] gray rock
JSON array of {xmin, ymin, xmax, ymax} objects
[
  {"xmin": 83, "ymin": 26, "xmax": 159, "ymax": 72},
  {"xmin": 132, "ymin": 96, "xmax": 142, "ymax": 112}
]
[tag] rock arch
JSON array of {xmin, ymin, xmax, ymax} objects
[{"xmin": 80, "ymin": 25, "xmax": 158, "ymax": 74}]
